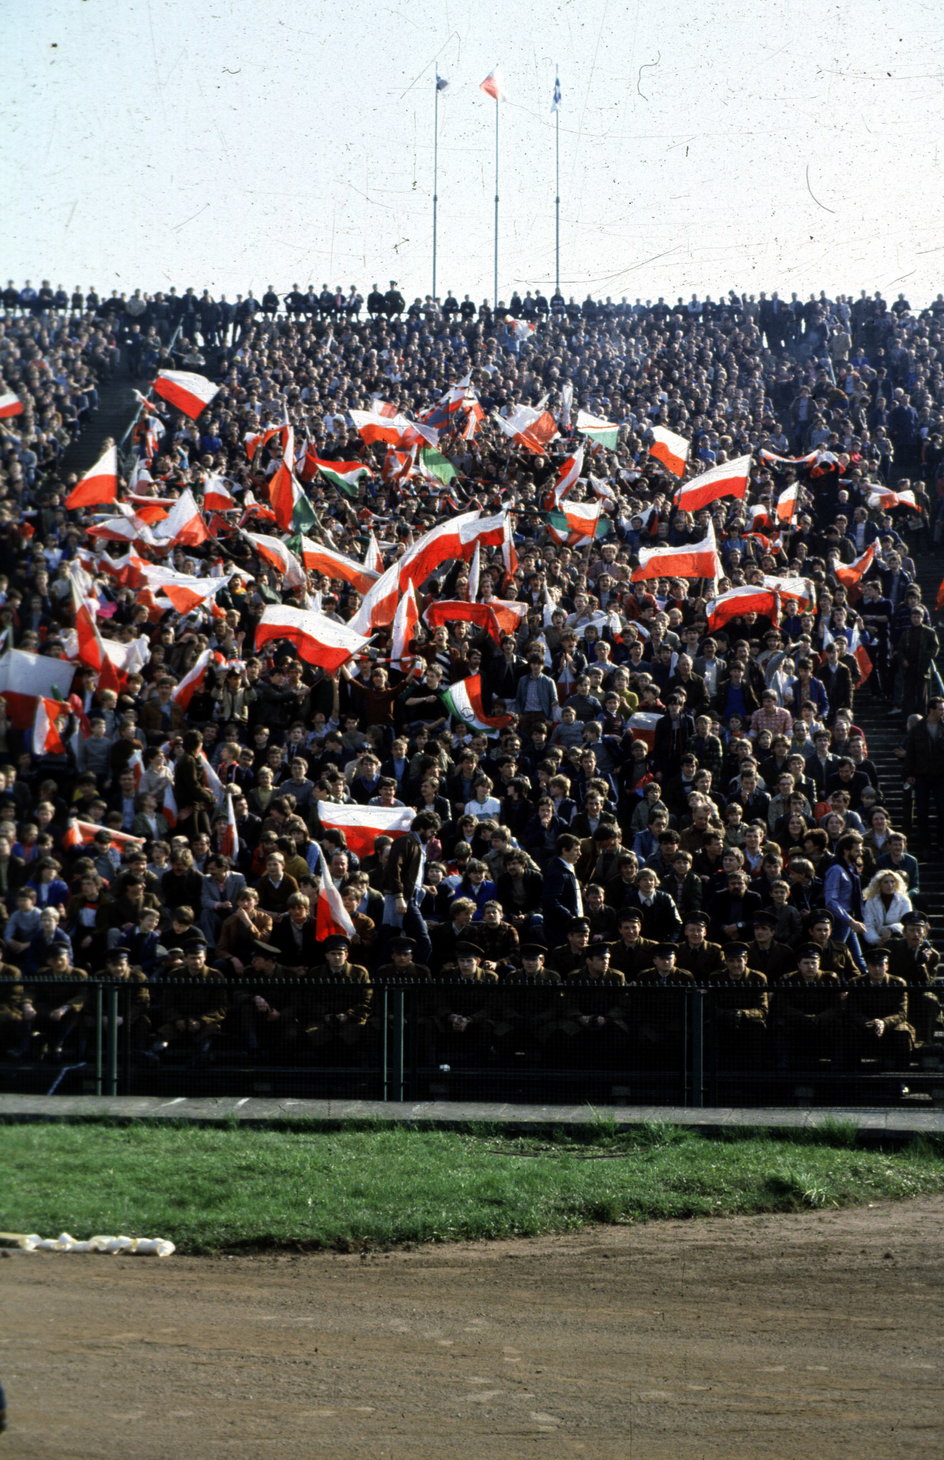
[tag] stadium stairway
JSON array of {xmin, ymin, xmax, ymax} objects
[{"xmin": 59, "ymin": 371, "xmax": 137, "ymax": 479}]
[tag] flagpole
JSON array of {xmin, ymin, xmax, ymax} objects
[
  {"xmin": 432, "ymin": 77, "xmax": 440, "ymax": 303},
  {"xmin": 493, "ymin": 98, "xmax": 500, "ymax": 309},
  {"xmin": 555, "ymin": 70, "xmax": 560, "ymax": 298}
]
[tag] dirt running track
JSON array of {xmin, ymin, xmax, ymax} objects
[{"xmin": 2, "ymin": 1198, "xmax": 943, "ymax": 1459}]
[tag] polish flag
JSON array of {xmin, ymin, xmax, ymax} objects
[
  {"xmin": 315, "ymin": 800, "xmax": 412, "ymax": 859},
  {"xmin": 425, "ymin": 598, "xmax": 528, "ymax": 643},
  {"xmin": 171, "ymin": 648, "xmax": 215, "ymax": 710},
  {"xmin": 762, "ymin": 574, "xmax": 816, "ymax": 612},
  {"xmin": 65, "ymin": 445, "xmax": 119, "ymax": 509},
  {"xmin": 390, "ymin": 582, "xmax": 420, "ymax": 669},
  {"xmin": 245, "ymin": 422, "xmax": 289, "ymax": 463},
  {"xmin": 203, "ymin": 476, "xmax": 237, "ymax": 512},
  {"xmin": 62, "ymin": 820, "xmax": 145, "ymax": 853},
  {"xmin": 152, "ymin": 488, "xmax": 212, "ymax": 547},
  {"xmin": 315, "ymin": 857, "xmax": 357, "ymax": 941},
  {"xmin": 382, "ymin": 446, "xmax": 417, "ymax": 485},
  {"xmin": 255, "ymin": 604, "xmax": 371, "ymax": 671},
  {"xmin": 675, "ymin": 455, "xmax": 751, "ymax": 512},
  {"xmin": 834, "ymin": 543, "xmax": 876, "ymax": 590},
  {"xmin": 625, "ymin": 711, "xmax": 663, "ymax": 750},
  {"xmin": 868, "ymin": 487, "xmax": 920, "ymax": 512},
  {"xmin": 32, "ymin": 697, "xmax": 67, "ymax": 756},
  {"xmin": 349, "ymin": 510, "xmax": 506, "ymax": 633},
  {"xmin": 631, "ymin": 523, "xmax": 720, "ymax": 582},
  {"xmin": 350, "ymin": 410, "xmax": 438, "ymax": 449},
  {"xmin": 479, "ymin": 68, "xmax": 505, "ymax": 101},
  {"xmin": 86, "ymin": 505, "xmax": 158, "ymax": 550},
  {"xmin": 363, "ymin": 531, "xmax": 384, "ymax": 574},
  {"xmin": 496, "ymin": 404, "xmax": 559, "ymax": 455},
  {"xmin": 0, "ymin": 648, "xmax": 72, "ymax": 729},
  {"xmin": 649, "ymin": 426, "xmax": 690, "ymax": 478},
  {"xmin": 706, "ymin": 585, "xmax": 780, "ymax": 631},
  {"xmin": 758, "ymin": 448, "xmax": 818, "ymax": 469},
  {"xmin": 68, "ymin": 570, "xmax": 120, "ymax": 690},
  {"xmin": 219, "ymin": 789, "xmax": 239, "ymax": 861},
  {"xmin": 126, "ymin": 495, "xmax": 172, "ymax": 524},
  {"xmin": 501, "ymin": 514, "xmax": 519, "ymax": 585},
  {"xmin": 295, "ymin": 536, "xmax": 379, "ymax": 594},
  {"xmin": 152, "ymin": 369, "xmax": 221, "ymax": 419},
  {"xmin": 0, "ymin": 391, "xmax": 24, "ymax": 418},
  {"xmin": 243, "ymin": 531, "xmax": 308, "ymax": 589},
  {"xmin": 775, "ymin": 481, "xmax": 799, "ymax": 525},
  {"xmin": 551, "ymin": 445, "xmax": 585, "ymax": 504},
  {"xmin": 132, "ymin": 389, "xmax": 165, "ymax": 419},
  {"xmin": 162, "ymin": 779, "xmax": 178, "ymax": 829},
  {"xmin": 266, "ymin": 426, "xmax": 296, "ymax": 530}
]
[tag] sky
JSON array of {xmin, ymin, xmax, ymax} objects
[{"xmin": 6, "ymin": 0, "xmax": 944, "ymax": 309}]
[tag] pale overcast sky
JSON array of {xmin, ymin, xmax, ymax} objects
[{"xmin": 6, "ymin": 0, "xmax": 944, "ymax": 307}]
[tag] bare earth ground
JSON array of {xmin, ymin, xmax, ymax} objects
[{"xmin": 2, "ymin": 1199, "xmax": 943, "ymax": 1460}]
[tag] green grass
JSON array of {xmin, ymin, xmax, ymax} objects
[{"xmin": 2, "ymin": 1120, "xmax": 943, "ymax": 1253}]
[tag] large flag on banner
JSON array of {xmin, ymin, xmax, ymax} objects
[
  {"xmin": 152, "ymin": 370, "xmax": 220, "ymax": 419},
  {"xmin": 315, "ymin": 857, "xmax": 356, "ymax": 941},
  {"xmin": 255, "ymin": 604, "xmax": 370, "ymax": 671},
  {"xmin": 65, "ymin": 445, "xmax": 119, "ymax": 510},
  {"xmin": 675, "ymin": 455, "xmax": 752, "ymax": 513},
  {"xmin": 293, "ymin": 536, "xmax": 379, "ymax": 594},
  {"xmin": 649, "ymin": 425, "xmax": 690, "ymax": 478},
  {"xmin": 706, "ymin": 585, "xmax": 780, "ymax": 631},
  {"xmin": 496, "ymin": 404, "xmax": 559, "ymax": 455},
  {"xmin": 315, "ymin": 800, "xmax": 412, "ymax": 858},
  {"xmin": 575, "ymin": 410, "xmax": 619, "ymax": 450},
  {"xmin": 834, "ymin": 542, "xmax": 876, "ymax": 589},
  {"xmin": 439, "ymin": 673, "xmax": 512, "ymax": 734},
  {"xmin": 631, "ymin": 523, "xmax": 720, "ymax": 582},
  {"xmin": 480, "ymin": 68, "xmax": 505, "ymax": 101},
  {"xmin": 0, "ymin": 391, "xmax": 24, "ymax": 418},
  {"xmin": 545, "ymin": 499, "xmax": 605, "ymax": 545}
]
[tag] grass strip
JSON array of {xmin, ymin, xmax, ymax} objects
[{"xmin": 2, "ymin": 1121, "xmax": 943, "ymax": 1254}]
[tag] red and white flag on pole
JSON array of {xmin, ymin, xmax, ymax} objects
[
  {"xmin": 363, "ymin": 531, "xmax": 384, "ymax": 575},
  {"xmin": 315, "ymin": 800, "xmax": 413, "ymax": 859},
  {"xmin": 479, "ymin": 68, "xmax": 506, "ymax": 101},
  {"xmin": 171, "ymin": 648, "xmax": 215, "ymax": 710},
  {"xmin": 32, "ymin": 697, "xmax": 67, "ymax": 756},
  {"xmin": 867, "ymin": 486, "xmax": 920, "ymax": 513},
  {"xmin": 546, "ymin": 498, "xmax": 602, "ymax": 544},
  {"xmin": 551, "ymin": 445, "xmax": 585, "ymax": 504},
  {"xmin": 295, "ymin": 536, "xmax": 379, "ymax": 594},
  {"xmin": 705, "ymin": 585, "xmax": 780, "ymax": 631},
  {"xmin": 152, "ymin": 370, "xmax": 221, "ymax": 419},
  {"xmin": 219, "ymin": 790, "xmax": 239, "ymax": 861},
  {"xmin": 649, "ymin": 425, "xmax": 690, "ymax": 478},
  {"xmin": 203, "ymin": 475, "xmax": 237, "ymax": 512},
  {"xmin": 315, "ymin": 857, "xmax": 357, "ymax": 941},
  {"xmin": 495, "ymin": 404, "xmax": 559, "ymax": 455},
  {"xmin": 674, "ymin": 455, "xmax": 751, "ymax": 513},
  {"xmin": 425, "ymin": 598, "xmax": 528, "ymax": 643},
  {"xmin": 65, "ymin": 445, "xmax": 118, "ymax": 510},
  {"xmin": 631, "ymin": 523, "xmax": 720, "ymax": 582},
  {"xmin": 390, "ymin": 582, "xmax": 420, "ymax": 670},
  {"xmin": 62, "ymin": 820, "xmax": 144, "ymax": 853},
  {"xmin": 775, "ymin": 481, "xmax": 799, "ymax": 525},
  {"xmin": 152, "ymin": 487, "xmax": 212, "ymax": 547},
  {"xmin": 349, "ymin": 509, "xmax": 506, "ymax": 633},
  {"xmin": 625, "ymin": 711, "xmax": 662, "ymax": 750},
  {"xmin": 243, "ymin": 531, "xmax": 308, "ymax": 589},
  {"xmin": 255, "ymin": 604, "xmax": 371, "ymax": 671},
  {"xmin": 833, "ymin": 542, "xmax": 876, "ymax": 589},
  {"xmin": 0, "ymin": 391, "xmax": 24, "ymax": 418}
]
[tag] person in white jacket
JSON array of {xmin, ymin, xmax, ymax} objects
[{"xmin": 862, "ymin": 870, "xmax": 913, "ymax": 945}]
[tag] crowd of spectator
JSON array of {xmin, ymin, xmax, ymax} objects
[{"xmin": 0, "ymin": 275, "xmax": 943, "ymax": 1082}]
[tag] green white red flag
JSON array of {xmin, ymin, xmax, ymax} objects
[{"xmin": 438, "ymin": 673, "xmax": 512, "ymax": 734}]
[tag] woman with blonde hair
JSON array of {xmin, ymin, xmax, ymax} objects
[{"xmin": 862, "ymin": 869, "xmax": 912, "ymax": 946}]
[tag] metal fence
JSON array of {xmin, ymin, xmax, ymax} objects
[{"xmin": 2, "ymin": 977, "xmax": 943, "ymax": 1107}]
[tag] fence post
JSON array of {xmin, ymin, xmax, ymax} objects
[
  {"xmin": 690, "ymin": 989, "xmax": 705, "ymax": 1108},
  {"xmin": 94, "ymin": 982, "xmax": 103, "ymax": 1097},
  {"xmin": 107, "ymin": 986, "xmax": 119, "ymax": 1096}
]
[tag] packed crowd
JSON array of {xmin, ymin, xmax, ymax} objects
[{"xmin": 0, "ymin": 276, "xmax": 943, "ymax": 1078}]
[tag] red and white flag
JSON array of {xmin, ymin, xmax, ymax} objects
[
  {"xmin": 547, "ymin": 498, "xmax": 602, "ymax": 544},
  {"xmin": 868, "ymin": 487, "xmax": 920, "ymax": 513},
  {"xmin": 649, "ymin": 425, "xmax": 690, "ymax": 478},
  {"xmin": 32, "ymin": 697, "xmax": 67, "ymax": 756},
  {"xmin": 775, "ymin": 481, "xmax": 799, "ymax": 525},
  {"xmin": 363, "ymin": 530, "xmax": 384, "ymax": 575},
  {"xmin": 631, "ymin": 523, "xmax": 720, "ymax": 582},
  {"xmin": 315, "ymin": 800, "xmax": 412, "ymax": 859},
  {"xmin": 479, "ymin": 68, "xmax": 506, "ymax": 101},
  {"xmin": 833, "ymin": 542, "xmax": 876, "ymax": 589},
  {"xmin": 706, "ymin": 585, "xmax": 780, "ymax": 631},
  {"xmin": 152, "ymin": 488, "xmax": 212, "ymax": 547},
  {"xmin": 390, "ymin": 582, "xmax": 420, "ymax": 670},
  {"xmin": 315, "ymin": 856, "xmax": 357, "ymax": 941},
  {"xmin": 219, "ymin": 789, "xmax": 239, "ymax": 860},
  {"xmin": 625, "ymin": 711, "xmax": 662, "ymax": 750},
  {"xmin": 675, "ymin": 455, "xmax": 751, "ymax": 512},
  {"xmin": 425, "ymin": 598, "xmax": 528, "ymax": 643},
  {"xmin": 349, "ymin": 409, "xmax": 438, "ymax": 449},
  {"xmin": 203, "ymin": 475, "xmax": 237, "ymax": 512},
  {"xmin": 255, "ymin": 604, "xmax": 371, "ymax": 671},
  {"xmin": 162, "ymin": 779, "xmax": 178, "ymax": 829},
  {"xmin": 152, "ymin": 369, "xmax": 221, "ymax": 419},
  {"xmin": 171, "ymin": 648, "xmax": 215, "ymax": 710},
  {"xmin": 758, "ymin": 448, "xmax": 818, "ymax": 469},
  {"xmin": 243, "ymin": 531, "xmax": 308, "ymax": 588},
  {"xmin": 62, "ymin": 820, "xmax": 144, "ymax": 853},
  {"xmin": 65, "ymin": 445, "xmax": 118, "ymax": 510},
  {"xmin": 295, "ymin": 536, "xmax": 379, "ymax": 594},
  {"xmin": 0, "ymin": 391, "xmax": 24, "ymax": 418},
  {"xmin": 551, "ymin": 445, "xmax": 585, "ymax": 504},
  {"xmin": 496, "ymin": 404, "xmax": 559, "ymax": 455},
  {"xmin": 349, "ymin": 509, "xmax": 506, "ymax": 633},
  {"xmin": 0, "ymin": 648, "xmax": 72, "ymax": 729}
]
